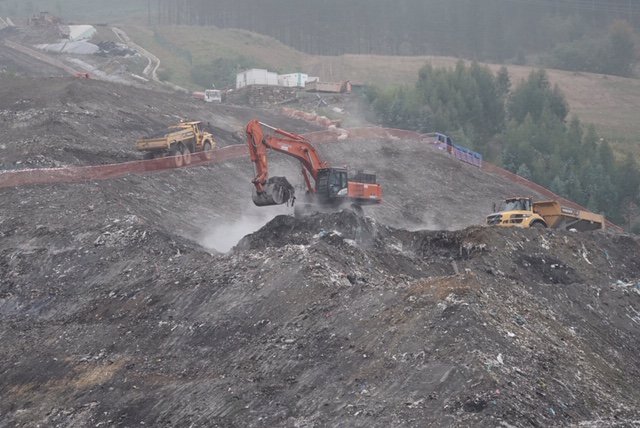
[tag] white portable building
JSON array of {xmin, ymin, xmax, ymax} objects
[
  {"xmin": 236, "ymin": 69, "xmax": 279, "ymax": 89},
  {"xmin": 278, "ymin": 73, "xmax": 309, "ymax": 88},
  {"xmin": 266, "ymin": 71, "xmax": 278, "ymax": 86}
]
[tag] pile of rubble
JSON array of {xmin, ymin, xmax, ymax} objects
[
  {"xmin": 1, "ymin": 205, "xmax": 638, "ymax": 426},
  {"xmin": 0, "ymin": 72, "xmax": 638, "ymax": 426},
  {"xmin": 226, "ymin": 85, "xmax": 299, "ymax": 107}
]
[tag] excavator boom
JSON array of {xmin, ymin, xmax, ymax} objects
[{"xmin": 246, "ymin": 119, "xmax": 327, "ymax": 191}]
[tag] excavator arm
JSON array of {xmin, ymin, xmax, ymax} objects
[{"xmin": 245, "ymin": 119, "xmax": 329, "ymax": 206}]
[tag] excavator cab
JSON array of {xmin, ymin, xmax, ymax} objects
[{"xmin": 316, "ymin": 168, "xmax": 348, "ymax": 201}]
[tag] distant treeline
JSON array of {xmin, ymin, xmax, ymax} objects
[
  {"xmin": 366, "ymin": 63, "xmax": 640, "ymax": 230},
  {"xmin": 153, "ymin": 0, "xmax": 639, "ymax": 62}
]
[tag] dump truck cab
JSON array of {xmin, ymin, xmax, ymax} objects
[{"xmin": 487, "ymin": 197, "xmax": 547, "ymax": 228}]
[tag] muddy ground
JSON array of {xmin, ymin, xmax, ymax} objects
[{"xmin": 1, "ymin": 57, "xmax": 639, "ymax": 427}]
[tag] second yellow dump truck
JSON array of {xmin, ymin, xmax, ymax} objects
[
  {"xmin": 136, "ymin": 121, "xmax": 216, "ymax": 167},
  {"xmin": 487, "ymin": 197, "xmax": 604, "ymax": 231}
]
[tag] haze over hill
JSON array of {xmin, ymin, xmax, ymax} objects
[
  {"xmin": 2, "ymin": 0, "xmax": 640, "ymax": 148},
  {"xmin": 1, "ymin": 3, "xmax": 640, "ymax": 426},
  {"xmin": 1, "ymin": 71, "xmax": 639, "ymax": 428},
  {"xmin": 119, "ymin": 25, "xmax": 640, "ymax": 155}
]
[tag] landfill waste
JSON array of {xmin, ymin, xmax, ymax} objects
[{"xmin": 0, "ymin": 65, "xmax": 638, "ymax": 426}]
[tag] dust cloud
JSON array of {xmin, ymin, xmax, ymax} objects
[{"xmin": 198, "ymin": 206, "xmax": 289, "ymax": 253}]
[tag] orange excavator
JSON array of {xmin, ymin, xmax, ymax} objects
[{"xmin": 245, "ymin": 119, "xmax": 382, "ymax": 213}]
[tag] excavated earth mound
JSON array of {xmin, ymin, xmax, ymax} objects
[
  {"xmin": 1, "ymin": 210, "xmax": 639, "ymax": 427},
  {"xmin": 0, "ymin": 76, "xmax": 319, "ymax": 168}
]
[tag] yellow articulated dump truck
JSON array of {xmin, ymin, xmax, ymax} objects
[
  {"xmin": 136, "ymin": 121, "xmax": 216, "ymax": 167},
  {"xmin": 487, "ymin": 197, "xmax": 605, "ymax": 231}
]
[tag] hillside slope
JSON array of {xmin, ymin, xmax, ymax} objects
[
  {"xmin": 124, "ymin": 25, "xmax": 640, "ymax": 154},
  {"xmin": 2, "ymin": 190, "xmax": 639, "ymax": 426},
  {"xmin": 1, "ymin": 74, "xmax": 639, "ymax": 426}
]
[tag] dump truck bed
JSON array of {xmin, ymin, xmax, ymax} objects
[
  {"xmin": 533, "ymin": 200, "xmax": 604, "ymax": 231},
  {"xmin": 136, "ymin": 137, "xmax": 170, "ymax": 151},
  {"xmin": 135, "ymin": 129, "xmax": 195, "ymax": 152}
]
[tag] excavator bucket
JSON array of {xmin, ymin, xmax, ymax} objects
[{"xmin": 252, "ymin": 176, "xmax": 295, "ymax": 206}]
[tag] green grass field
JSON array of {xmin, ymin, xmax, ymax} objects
[
  {"xmin": 122, "ymin": 24, "xmax": 640, "ymax": 156},
  {"xmin": 123, "ymin": 25, "xmax": 306, "ymax": 90}
]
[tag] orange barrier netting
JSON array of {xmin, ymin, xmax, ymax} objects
[
  {"xmin": 0, "ymin": 144, "xmax": 248, "ymax": 189},
  {"xmin": 0, "ymin": 127, "xmax": 623, "ymax": 232}
]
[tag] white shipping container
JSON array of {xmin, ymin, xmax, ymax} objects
[
  {"xmin": 236, "ymin": 73, "xmax": 245, "ymax": 89},
  {"xmin": 267, "ymin": 72, "xmax": 278, "ymax": 86},
  {"xmin": 246, "ymin": 69, "xmax": 267, "ymax": 86},
  {"xmin": 237, "ymin": 69, "xmax": 261, "ymax": 88},
  {"xmin": 236, "ymin": 69, "xmax": 280, "ymax": 88},
  {"xmin": 278, "ymin": 73, "xmax": 309, "ymax": 87}
]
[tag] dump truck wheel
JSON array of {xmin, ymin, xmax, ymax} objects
[
  {"xmin": 203, "ymin": 141, "xmax": 213, "ymax": 160},
  {"xmin": 531, "ymin": 221, "xmax": 546, "ymax": 229},
  {"xmin": 169, "ymin": 146, "xmax": 183, "ymax": 168},
  {"xmin": 181, "ymin": 143, "xmax": 192, "ymax": 165},
  {"xmin": 143, "ymin": 152, "xmax": 154, "ymax": 160}
]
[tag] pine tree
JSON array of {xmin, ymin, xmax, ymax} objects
[
  {"xmin": 516, "ymin": 163, "xmax": 532, "ymax": 180},
  {"xmin": 550, "ymin": 176, "xmax": 567, "ymax": 196},
  {"xmin": 496, "ymin": 66, "xmax": 511, "ymax": 100}
]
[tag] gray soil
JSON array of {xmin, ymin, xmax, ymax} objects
[{"xmin": 1, "ymin": 44, "xmax": 639, "ymax": 427}]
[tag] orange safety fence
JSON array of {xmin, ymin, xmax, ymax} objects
[
  {"xmin": 0, "ymin": 126, "xmax": 624, "ymax": 232},
  {"xmin": 0, "ymin": 145, "xmax": 248, "ymax": 189},
  {"xmin": 0, "ymin": 128, "xmax": 426, "ymax": 190}
]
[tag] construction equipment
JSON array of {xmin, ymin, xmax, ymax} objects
[
  {"xmin": 204, "ymin": 89, "xmax": 222, "ymax": 103},
  {"xmin": 245, "ymin": 119, "xmax": 382, "ymax": 214},
  {"xmin": 487, "ymin": 197, "xmax": 605, "ymax": 231},
  {"xmin": 136, "ymin": 121, "xmax": 216, "ymax": 167}
]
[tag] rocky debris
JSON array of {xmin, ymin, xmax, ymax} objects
[
  {"xmin": 0, "ymin": 74, "xmax": 545, "ymax": 232},
  {"xmin": 0, "ymin": 76, "xmax": 322, "ymax": 168},
  {"xmin": 226, "ymin": 85, "xmax": 299, "ymax": 106},
  {"xmin": 96, "ymin": 41, "xmax": 137, "ymax": 57},
  {"xmin": 1, "ymin": 209, "xmax": 639, "ymax": 427},
  {"xmin": 0, "ymin": 71, "xmax": 638, "ymax": 426}
]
